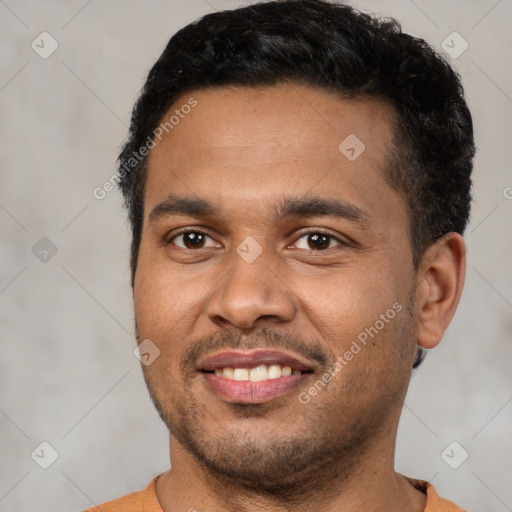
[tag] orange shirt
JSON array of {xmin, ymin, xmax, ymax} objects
[{"xmin": 83, "ymin": 475, "xmax": 466, "ymax": 512}]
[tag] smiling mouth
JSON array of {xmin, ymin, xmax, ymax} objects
[
  {"xmin": 197, "ymin": 349, "xmax": 316, "ymax": 404},
  {"xmin": 202, "ymin": 364, "xmax": 310, "ymax": 381}
]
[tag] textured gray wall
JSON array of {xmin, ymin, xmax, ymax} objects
[{"xmin": 1, "ymin": 1, "xmax": 511, "ymax": 511}]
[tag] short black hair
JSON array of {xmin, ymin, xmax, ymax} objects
[{"xmin": 117, "ymin": 0, "xmax": 475, "ymax": 368}]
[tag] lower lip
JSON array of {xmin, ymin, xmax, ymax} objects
[{"xmin": 201, "ymin": 373, "xmax": 310, "ymax": 404}]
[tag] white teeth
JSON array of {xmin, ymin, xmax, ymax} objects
[
  {"xmin": 268, "ymin": 364, "xmax": 282, "ymax": 379},
  {"xmin": 249, "ymin": 365, "xmax": 268, "ymax": 381},
  {"xmin": 213, "ymin": 364, "xmax": 303, "ymax": 381},
  {"xmin": 233, "ymin": 368, "xmax": 249, "ymax": 381},
  {"xmin": 281, "ymin": 366, "xmax": 292, "ymax": 377}
]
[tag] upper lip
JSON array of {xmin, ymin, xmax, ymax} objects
[{"xmin": 198, "ymin": 349, "xmax": 317, "ymax": 372}]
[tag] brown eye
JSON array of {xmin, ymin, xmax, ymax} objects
[
  {"xmin": 169, "ymin": 231, "xmax": 217, "ymax": 249},
  {"xmin": 294, "ymin": 232, "xmax": 342, "ymax": 251}
]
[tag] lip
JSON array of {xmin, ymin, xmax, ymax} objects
[
  {"xmin": 197, "ymin": 349, "xmax": 316, "ymax": 404},
  {"xmin": 198, "ymin": 349, "xmax": 316, "ymax": 372},
  {"xmin": 202, "ymin": 373, "xmax": 311, "ymax": 403}
]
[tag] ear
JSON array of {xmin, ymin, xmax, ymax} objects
[{"xmin": 415, "ymin": 232, "xmax": 466, "ymax": 350}]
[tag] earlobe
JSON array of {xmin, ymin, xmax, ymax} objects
[{"xmin": 415, "ymin": 232, "xmax": 466, "ymax": 350}]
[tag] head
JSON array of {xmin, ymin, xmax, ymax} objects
[{"xmin": 118, "ymin": 0, "xmax": 474, "ymax": 496}]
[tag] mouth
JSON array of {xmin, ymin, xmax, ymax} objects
[{"xmin": 197, "ymin": 349, "xmax": 316, "ymax": 404}]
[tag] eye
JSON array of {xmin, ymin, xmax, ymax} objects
[
  {"xmin": 168, "ymin": 230, "xmax": 219, "ymax": 250},
  {"xmin": 293, "ymin": 231, "xmax": 343, "ymax": 251}
]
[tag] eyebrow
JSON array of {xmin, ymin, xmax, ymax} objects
[
  {"xmin": 149, "ymin": 195, "xmax": 216, "ymax": 224},
  {"xmin": 148, "ymin": 194, "xmax": 368, "ymax": 226},
  {"xmin": 272, "ymin": 196, "xmax": 367, "ymax": 225}
]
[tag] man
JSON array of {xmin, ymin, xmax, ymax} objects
[{"xmin": 86, "ymin": 0, "xmax": 474, "ymax": 510}]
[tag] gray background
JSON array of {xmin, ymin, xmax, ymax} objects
[{"xmin": 1, "ymin": 1, "xmax": 511, "ymax": 511}]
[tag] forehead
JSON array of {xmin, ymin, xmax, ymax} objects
[
  {"xmin": 144, "ymin": 84, "xmax": 404, "ymax": 226},
  {"xmin": 152, "ymin": 84, "xmax": 395, "ymax": 155}
]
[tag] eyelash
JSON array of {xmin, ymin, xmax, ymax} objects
[{"xmin": 166, "ymin": 229, "xmax": 346, "ymax": 251}]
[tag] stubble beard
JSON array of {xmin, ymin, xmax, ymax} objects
[
  {"xmin": 144, "ymin": 370, "xmax": 375, "ymax": 503},
  {"xmin": 140, "ymin": 311, "xmax": 416, "ymax": 503}
]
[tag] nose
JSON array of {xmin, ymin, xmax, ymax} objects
[{"xmin": 206, "ymin": 250, "xmax": 296, "ymax": 330}]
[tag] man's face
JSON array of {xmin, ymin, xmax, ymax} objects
[{"xmin": 134, "ymin": 84, "xmax": 419, "ymax": 488}]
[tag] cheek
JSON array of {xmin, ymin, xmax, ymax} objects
[
  {"xmin": 135, "ymin": 251, "xmax": 199, "ymax": 324},
  {"xmin": 303, "ymin": 265, "xmax": 412, "ymax": 366},
  {"xmin": 305, "ymin": 266, "xmax": 394, "ymax": 326},
  {"xmin": 133, "ymin": 254, "xmax": 220, "ymax": 364}
]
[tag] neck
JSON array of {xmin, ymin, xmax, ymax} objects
[{"xmin": 156, "ymin": 427, "xmax": 426, "ymax": 512}]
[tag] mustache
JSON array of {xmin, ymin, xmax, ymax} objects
[{"xmin": 180, "ymin": 326, "xmax": 329, "ymax": 376}]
